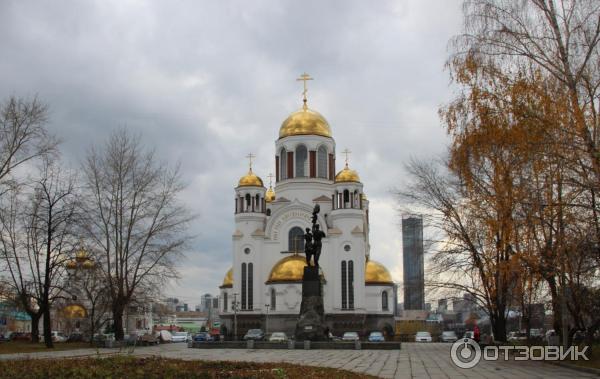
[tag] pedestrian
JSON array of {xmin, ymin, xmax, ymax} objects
[{"xmin": 473, "ymin": 325, "xmax": 480, "ymax": 343}]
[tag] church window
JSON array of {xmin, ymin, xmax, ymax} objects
[
  {"xmin": 288, "ymin": 227, "xmax": 305, "ymax": 252},
  {"xmin": 280, "ymin": 148, "xmax": 287, "ymax": 180},
  {"xmin": 271, "ymin": 288, "xmax": 276, "ymax": 311},
  {"xmin": 348, "ymin": 260, "xmax": 354, "ymax": 309},
  {"xmin": 341, "ymin": 261, "xmax": 347, "ymax": 309},
  {"xmin": 244, "ymin": 247, "xmax": 251, "ymax": 255},
  {"xmin": 344, "ymin": 244, "xmax": 351, "ymax": 252},
  {"xmin": 317, "ymin": 146, "xmax": 327, "ymax": 178},
  {"xmin": 245, "ymin": 194, "xmax": 251, "ymax": 212},
  {"xmin": 241, "ymin": 263, "xmax": 247, "ymax": 310},
  {"xmin": 248, "ymin": 263, "xmax": 253, "ymax": 310},
  {"xmin": 295, "ymin": 145, "xmax": 308, "ymax": 177},
  {"xmin": 255, "ymin": 194, "xmax": 260, "ymax": 212},
  {"xmin": 224, "ymin": 292, "xmax": 228, "ymax": 312},
  {"xmin": 382, "ymin": 291, "xmax": 388, "ymax": 311},
  {"xmin": 343, "ymin": 190, "xmax": 350, "ymax": 208}
]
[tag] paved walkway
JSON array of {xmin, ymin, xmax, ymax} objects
[{"xmin": 0, "ymin": 342, "xmax": 595, "ymax": 378}]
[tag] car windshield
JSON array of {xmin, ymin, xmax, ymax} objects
[
  {"xmin": 416, "ymin": 332, "xmax": 430, "ymax": 337},
  {"xmin": 174, "ymin": 332, "xmax": 187, "ymax": 336},
  {"xmin": 370, "ymin": 332, "xmax": 382, "ymax": 336},
  {"xmin": 344, "ymin": 332, "xmax": 357, "ymax": 337},
  {"xmin": 443, "ymin": 331, "xmax": 456, "ymax": 336},
  {"xmin": 248, "ymin": 329, "xmax": 262, "ymax": 334},
  {"xmin": 272, "ymin": 333, "xmax": 285, "ymax": 337}
]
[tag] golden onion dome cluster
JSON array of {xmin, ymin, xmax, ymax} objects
[
  {"xmin": 364, "ymin": 259, "xmax": 393, "ymax": 285},
  {"xmin": 335, "ymin": 164, "xmax": 361, "ymax": 183},
  {"xmin": 237, "ymin": 169, "xmax": 264, "ymax": 187}
]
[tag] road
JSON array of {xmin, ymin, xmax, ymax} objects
[{"xmin": 0, "ymin": 341, "xmax": 595, "ymax": 378}]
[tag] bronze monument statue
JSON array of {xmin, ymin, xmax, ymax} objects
[{"xmin": 304, "ymin": 204, "xmax": 326, "ymax": 266}]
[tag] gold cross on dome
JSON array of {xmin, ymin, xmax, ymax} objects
[
  {"xmin": 246, "ymin": 153, "xmax": 256, "ymax": 171},
  {"xmin": 296, "ymin": 72, "xmax": 313, "ymax": 108},
  {"xmin": 267, "ymin": 173, "xmax": 274, "ymax": 187},
  {"xmin": 342, "ymin": 148, "xmax": 352, "ymax": 167}
]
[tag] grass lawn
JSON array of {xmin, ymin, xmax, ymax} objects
[
  {"xmin": 0, "ymin": 341, "xmax": 92, "ymax": 355},
  {"xmin": 0, "ymin": 356, "xmax": 377, "ymax": 378}
]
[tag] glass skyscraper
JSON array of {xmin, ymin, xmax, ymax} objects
[{"xmin": 402, "ymin": 216, "xmax": 424, "ymax": 310}]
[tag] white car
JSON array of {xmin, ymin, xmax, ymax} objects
[
  {"xmin": 415, "ymin": 331, "xmax": 432, "ymax": 342},
  {"xmin": 441, "ymin": 331, "xmax": 458, "ymax": 343},
  {"xmin": 269, "ymin": 332, "xmax": 288, "ymax": 342},
  {"xmin": 171, "ymin": 332, "xmax": 190, "ymax": 343},
  {"xmin": 342, "ymin": 332, "xmax": 360, "ymax": 341}
]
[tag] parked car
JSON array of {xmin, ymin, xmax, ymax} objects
[
  {"xmin": 158, "ymin": 330, "xmax": 172, "ymax": 343},
  {"xmin": 269, "ymin": 332, "xmax": 288, "ymax": 342},
  {"xmin": 171, "ymin": 332, "xmax": 190, "ymax": 343},
  {"xmin": 529, "ymin": 329, "xmax": 543, "ymax": 338},
  {"xmin": 193, "ymin": 332, "xmax": 213, "ymax": 342},
  {"xmin": 441, "ymin": 331, "xmax": 458, "ymax": 343},
  {"xmin": 243, "ymin": 329, "xmax": 265, "ymax": 341},
  {"xmin": 415, "ymin": 331, "xmax": 432, "ymax": 342},
  {"xmin": 507, "ymin": 331, "xmax": 528, "ymax": 343},
  {"xmin": 368, "ymin": 331, "xmax": 385, "ymax": 342},
  {"xmin": 137, "ymin": 333, "xmax": 160, "ymax": 346},
  {"xmin": 463, "ymin": 331, "xmax": 474, "ymax": 340},
  {"xmin": 0, "ymin": 332, "xmax": 12, "ymax": 342},
  {"xmin": 342, "ymin": 332, "xmax": 360, "ymax": 341}
]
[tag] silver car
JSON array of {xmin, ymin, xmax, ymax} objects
[
  {"xmin": 441, "ymin": 331, "xmax": 458, "ymax": 343},
  {"xmin": 342, "ymin": 332, "xmax": 360, "ymax": 341},
  {"xmin": 415, "ymin": 331, "xmax": 432, "ymax": 342}
]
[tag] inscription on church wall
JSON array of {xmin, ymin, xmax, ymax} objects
[{"xmin": 272, "ymin": 209, "xmax": 311, "ymax": 240}]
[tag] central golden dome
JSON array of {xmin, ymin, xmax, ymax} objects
[
  {"xmin": 365, "ymin": 260, "xmax": 393, "ymax": 285},
  {"xmin": 238, "ymin": 169, "xmax": 264, "ymax": 187},
  {"xmin": 279, "ymin": 107, "xmax": 332, "ymax": 139},
  {"xmin": 267, "ymin": 255, "xmax": 307, "ymax": 283}
]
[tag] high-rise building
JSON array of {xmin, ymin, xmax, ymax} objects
[{"xmin": 402, "ymin": 215, "xmax": 424, "ymax": 310}]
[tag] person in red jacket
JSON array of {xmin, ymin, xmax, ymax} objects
[{"xmin": 473, "ymin": 324, "xmax": 481, "ymax": 343}]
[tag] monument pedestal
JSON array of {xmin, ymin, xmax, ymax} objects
[{"xmin": 295, "ymin": 266, "xmax": 327, "ymax": 341}]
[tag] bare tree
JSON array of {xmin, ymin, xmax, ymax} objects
[
  {"xmin": 80, "ymin": 129, "xmax": 192, "ymax": 340},
  {"xmin": 75, "ymin": 261, "xmax": 111, "ymax": 345},
  {"xmin": 0, "ymin": 96, "xmax": 58, "ymax": 194},
  {"xmin": 0, "ymin": 160, "xmax": 77, "ymax": 345}
]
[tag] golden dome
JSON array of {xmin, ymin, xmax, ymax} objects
[
  {"xmin": 365, "ymin": 260, "xmax": 393, "ymax": 285},
  {"xmin": 335, "ymin": 164, "xmax": 361, "ymax": 183},
  {"xmin": 265, "ymin": 187, "xmax": 276, "ymax": 203},
  {"xmin": 65, "ymin": 260, "xmax": 77, "ymax": 270},
  {"xmin": 279, "ymin": 107, "xmax": 332, "ymax": 139},
  {"xmin": 75, "ymin": 248, "xmax": 88, "ymax": 262},
  {"xmin": 221, "ymin": 268, "xmax": 233, "ymax": 288},
  {"xmin": 62, "ymin": 304, "xmax": 87, "ymax": 318},
  {"xmin": 238, "ymin": 169, "xmax": 264, "ymax": 187},
  {"xmin": 82, "ymin": 259, "xmax": 95, "ymax": 269},
  {"xmin": 267, "ymin": 255, "xmax": 308, "ymax": 283}
]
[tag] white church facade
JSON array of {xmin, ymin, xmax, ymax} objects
[{"xmin": 219, "ymin": 77, "xmax": 396, "ymax": 338}]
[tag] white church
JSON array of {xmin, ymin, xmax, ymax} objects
[{"xmin": 219, "ymin": 75, "xmax": 396, "ymax": 338}]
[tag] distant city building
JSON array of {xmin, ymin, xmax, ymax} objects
[
  {"xmin": 402, "ymin": 215, "xmax": 424, "ymax": 310},
  {"xmin": 437, "ymin": 298, "xmax": 448, "ymax": 313}
]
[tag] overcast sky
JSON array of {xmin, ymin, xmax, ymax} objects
[{"xmin": 0, "ymin": 0, "xmax": 463, "ymax": 308}]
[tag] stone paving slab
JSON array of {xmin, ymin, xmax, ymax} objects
[{"xmin": 0, "ymin": 342, "xmax": 596, "ymax": 378}]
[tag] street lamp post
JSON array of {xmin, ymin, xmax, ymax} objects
[{"xmin": 264, "ymin": 304, "xmax": 270, "ymax": 336}]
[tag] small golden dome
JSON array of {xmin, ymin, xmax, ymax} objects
[
  {"xmin": 335, "ymin": 164, "xmax": 361, "ymax": 183},
  {"xmin": 66, "ymin": 260, "xmax": 77, "ymax": 270},
  {"xmin": 75, "ymin": 248, "xmax": 88, "ymax": 262},
  {"xmin": 267, "ymin": 255, "xmax": 308, "ymax": 283},
  {"xmin": 238, "ymin": 169, "xmax": 264, "ymax": 187},
  {"xmin": 265, "ymin": 187, "xmax": 276, "ymax": 203},
  {"xmin": 82, "ymin": 259, "xmax": 95, "ymax": 269},
  {"xmin": 279, "ymin": 107, "xmax": 332, "ymax": 139},
  {"xmin": 365, "ymin": 260, "xmax": 393, "ymax": 285},
  {"xmin": 221, "ymin": 268, "xmax": 233, "ymax": 288}
]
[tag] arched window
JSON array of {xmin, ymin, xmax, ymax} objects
[
  {"xmin": 271, "ymin": 288, "xmax": 276, "ymax": 311},
  {"xmin": 317, "ymin": 146, "xmax": 327, "ymax": 178},
  {"xmin": 382, "ymin": 291, "xmax": 388, "ymax": 311},
  {"xmin": 280, "ymin": 148, "xmax": 287, "ymax": 180},
  {"xmin": 224, "ymin": 292, "xmax": 228, "ymax": 312},
  {"xmin": 343, "ymin": 190, "xmax": 350, "ymax": 208},
  {"xmin": 248, "ymin": 263, "xmax": 253, "ymax": 310},
  {"xmin": 255, "ymin": 194, "xmax": 260, "ymax": 212},
  {"xmin": 241, "ymin": 263, "xmax": 247, "ymax": 310},
  {"xmin": 341, "ymin": 261, "xmax": 347, "ymax": 310},
  {"xmin": 288, "ymin": 227, "xmax": 305, "ymax": 252},
  {"xmin": 348, "ymin": 260, "xmax": 354, "ymax": 309},
  {"xmin": 245, "ymin": 194, "xmax": 251, "ymax": 212},
  {"xmin": 295, "ymin": 145, "xmax": 308, "ymax": 177}
]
